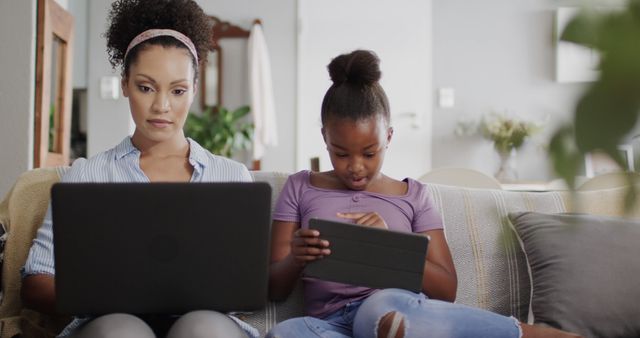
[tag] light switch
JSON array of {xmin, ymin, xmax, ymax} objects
[
  {"xmin": 438, "ymin": 87, "xmax": 455, "ymax": 108},
  {"xmin": 100, "ymin": 76, "xmax": 120, "ymax": 100}
]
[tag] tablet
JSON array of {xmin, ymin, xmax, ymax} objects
[{"xmin": 305, "ymin": 218, "xmax": 428, "ymax": 292}]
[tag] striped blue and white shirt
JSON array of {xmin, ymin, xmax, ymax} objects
[{"xmin": 22, "ymin": 136, "xmax": 258, "ymax": 337}]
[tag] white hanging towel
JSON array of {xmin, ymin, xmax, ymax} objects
[{"xmin": 248, "ymin": 22, "xmax": 278, "ymax": 160}]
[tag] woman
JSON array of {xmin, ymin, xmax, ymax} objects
[{"xmin": 21, "ymin": 1, "xmax": 255, "ymax": 337}]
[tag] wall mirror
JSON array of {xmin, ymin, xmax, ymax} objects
[
  {"xmin": 34, "ymin": 0, "xmax": 74, "ymax": 167},
  {"xmin": 200, "ymin": 16, "xmax": 252, "ymax": 111}
]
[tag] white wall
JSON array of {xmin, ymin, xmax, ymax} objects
[
  {"xmin": 297, "ymin": 0, "xmax": 433, "ymax": 179},
  {"xmin": 3, "ymin": 0, "xmax": 624, "ymax": 199},
  {"xmin": 198, "ymin": 0, "xmax": 298, "ymax": 172},
  {"xmin": 430, "ymin": 0, "xmax": 615, "ymax": 180},
  {"xmin": 85, "ymin": 0, "xmax": 133, "ymax": 156},
  {"xmin": 0, "ymin": 0, "xmax": 37, "ymax": 198},
  {"xmin": 68, "ymin": 0, "xmax": 87, "ymax": 88},
  {"xmin": 83, "ymin": 0, "xmax": 298, "ymax": 171}
]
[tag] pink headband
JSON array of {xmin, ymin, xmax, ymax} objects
[{"xmin": 124, "ymin": 29, "xmax": 198, "ymax": 64}]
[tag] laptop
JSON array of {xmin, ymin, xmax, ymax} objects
[
  {"xmin": 305, "ymin": 218, "xmax": 429, "ymax": 293},
  {"xmin": 51, "ymin": 182, "xmax": 271, "ymax": 316}
]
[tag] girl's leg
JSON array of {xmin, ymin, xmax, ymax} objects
[
  {"xmin": 267, "ymin": 300, "xmax": 363, "ymax": 338},
  {"xmin": 73, "ymin": 313, "xmax": 155, "ymax": 338},
  {"xmin": 353, "ymin": 289, "xmax": 522, "ymax": 338},
  {"xmin": 266, "ymin": 317, "xmax": 351, "ymax": 338},
  {"xmin": 166, "ymin": 310, "xmax": 248, "ymax": 338},
  {"xmin": 520, "ymin": 324, "xmax": 582, "ymax": 338}
]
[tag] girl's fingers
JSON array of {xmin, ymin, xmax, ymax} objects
[
  {"xmin": 361, "ymin": 217, "xmax": 378, "ymax": 226},
  {"xmin": 293, "ymin": 237, "xmax": 329, "ymax": 248},
  {"xmin": 339, "ymin": 212, "xmax": 388, "ymax": 228},
  {"xmin": 297, "ymin": 255, "xmax": 321, "ymax": 262},
  {"xmin": 295, "ymin": 246, "xmax": 330, "ymax": 256},
  {"xmin": 295, "ymin": 228, "xmax": 320, "ymax": 238},
  {"xmin": 337, "ymin": 212, "xmax": 366, "ymax": 219}
]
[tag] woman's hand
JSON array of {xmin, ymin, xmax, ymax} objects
[
  {"xmin": 337, "ymin": 212, "xmax": 389, "ymax": 229},
  {"xmin": 290, "ymin": 228, "xmax": 331, "ymax": 267}
]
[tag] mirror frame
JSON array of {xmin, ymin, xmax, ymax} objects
[
  {"xmin": 34, "ymin": 0, "xmax": 74, "ymax": 168},
  {"xmin": 200, "ymin": 16, "xmax": 251, "ymax": 111}
]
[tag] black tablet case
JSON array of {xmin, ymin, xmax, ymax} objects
[{"xmin": 306, "ymin": 218, "xmax": 428, "ymax": 292}]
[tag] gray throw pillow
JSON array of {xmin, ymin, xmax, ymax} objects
[{"xmin": 509, "ymin": 212, "xmax": 640, "ymax": 338}]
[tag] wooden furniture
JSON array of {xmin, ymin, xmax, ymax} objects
[
  {"xmin": 201, "ymin": 17, "xmax": 258, "ymax": 111},
  {"xmin": 34, "ymin": 0, "xmax": 74, "ymax": 168}
]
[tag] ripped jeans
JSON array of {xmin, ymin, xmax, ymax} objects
[{"xmin": 266, "ymin": 289, "xmax": 522, "ymax": 338}]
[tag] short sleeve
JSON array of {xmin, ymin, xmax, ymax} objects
[
  {"xmin": 239, "ymin": 165, "xmax": 252, "ymax": 182},
  {"xmin": 272, "ymin": 171, "xmax": 306, "ymax": 223},
  {"xmin": 411, "ymin": 180, "xmax": 443, "ymax": 233}
]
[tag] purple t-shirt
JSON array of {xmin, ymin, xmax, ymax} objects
[{"xmin": 273, "ymin": 170, "xmax": 444, "ymax": 318}]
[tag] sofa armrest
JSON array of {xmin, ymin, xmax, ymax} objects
[{"xmin": 0, "ymin": 167, "xmax": 69, "ymax": 337}]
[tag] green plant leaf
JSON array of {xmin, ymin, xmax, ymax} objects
[
  {"xmin": 551, "ymin": 1, "xmax": 640, "ymax": 194},
  {"xmin": 184, "ymin": 105, "xmax": 254, "ymax": 158},
  {"xmin": 560, "ymin": 9, "xmax": 603, "ymax": 47},
  {"xmin": 549, "ymin": 125, "xmax": 583, "ymax": 189}
]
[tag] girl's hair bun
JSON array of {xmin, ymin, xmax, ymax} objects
[{"xmin": 328, "ymin": 50, "xmax": 381, "ymax": 86}]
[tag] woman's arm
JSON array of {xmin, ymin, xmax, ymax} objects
[
  {"xmin": 268, "ymin": 220, "xmax": 330, "ymax": 301},
  {"xmin": 21, "ymin": 274, "xmax": 57, "ymax": 314},
  {"xmin": 420, "ymin": 229, "xmax": 457, "ymax": 302}
]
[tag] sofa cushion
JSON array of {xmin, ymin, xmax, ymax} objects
[
  {"xmin": 245, "ymin": 171, "xmax": 303, "ymax": 336},
  {"xmin": 564, "ymin": 186, "xmax": 640, "ymax": 218},
  {"xmin": 425, "ymin": 184, "xmax": 566, "ymax": 321},
  {"xmin": 509, "ymin": 211, "xmax": 640, "ymax": 338}
]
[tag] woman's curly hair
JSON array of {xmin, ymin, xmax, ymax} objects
[{"xmin": 104, "ymin": 0, "xmax": 212, "ymax": 80}]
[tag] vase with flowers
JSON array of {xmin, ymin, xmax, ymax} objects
[{"xmin": 480, "ymin": 112, "xmax": 543, "ymax": 182}]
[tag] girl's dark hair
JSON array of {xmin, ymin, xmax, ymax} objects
[
  {"xmin": 321, "ymin": 50, "xmax": 390, "ymax": 125},
  {"xmin": 104, "ymin": 0, "xmax": 212, "ymax": 82}
]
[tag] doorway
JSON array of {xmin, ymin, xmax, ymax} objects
[{"xmin": 296, "ymin": 0, "xmax": 433, "ymax": 179}]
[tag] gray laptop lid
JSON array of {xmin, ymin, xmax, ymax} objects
[
  {"xmin": 305, "ymin": 218, "xmax": 428, "ymax": 292},
  {"xmin": 51, "ymin": 182, "xmax": 271, "ymax": 316}
]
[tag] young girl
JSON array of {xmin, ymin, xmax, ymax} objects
[
  {"xmin": 266, "ymin": 50, "xmax": 580, "ymax": 338},
  {"xmin": 21, "ymin": 0, "xmax": 255, "ymax": 337}
]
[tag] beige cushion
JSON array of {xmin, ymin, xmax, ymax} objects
[
  {"xmin": 426, "ymin": 183, "xmax": 567, "ymax": 321},
  {"xmin": 418, "ymin": 168, "xmax": 502, "ymax": 190},
  {"xmin": 560, "ymin": 186, "xmax": 640, "ymax": 218}
]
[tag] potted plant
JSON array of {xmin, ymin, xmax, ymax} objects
[
  {"xmin": 184, "ymin": 105, "xmax": 253, "ymax": 158},
  {"xmin": 480, "ymin": 112, "xmax": 543, "ymax": 182}
]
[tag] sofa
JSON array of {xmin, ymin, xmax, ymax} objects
[{"xmin": 1, "ymin": 167, "xmax": 639, "ymax": 338}]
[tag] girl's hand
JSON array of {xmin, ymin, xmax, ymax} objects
[
  {"xmin": 291, "ymin": 228, "xmax": 331, "ymax": 267},
  {"xmin": 337, "ymin": 212, "xmax": 389, "ymax": 229}
]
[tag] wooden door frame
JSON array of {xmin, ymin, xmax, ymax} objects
[{"xmin": 34, "ymin": 0, "xmax": 74, "ymax": 167}]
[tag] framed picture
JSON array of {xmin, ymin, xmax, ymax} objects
[
  {"xmin": 584, "ymin": 144, "xmax": 634, "ymax": 178},
  {"xmin": 555, "ymin": 7, "xmax": 600, "ymax": 83}
]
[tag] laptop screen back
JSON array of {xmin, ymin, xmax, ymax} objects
[{"xmin": 51, "ymin": 182, "xmax": 271, "ymax": 316}]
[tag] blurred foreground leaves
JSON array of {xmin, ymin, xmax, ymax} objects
[{"xmin": 551, "ymin": 1, "xmax": 640, "ymax": 194}]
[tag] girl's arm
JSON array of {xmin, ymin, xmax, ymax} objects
[
  {"xmin": 268, "ymin": 220, "xmax": 330, "ymax": 301},
  {"xmin": 336, "ymin": 212, "xmax": 457, "ymax": 301},
  {"xmin": 420, "ymin": 229, "xmax": 457, "ymax": 302}
]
